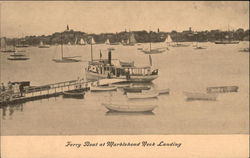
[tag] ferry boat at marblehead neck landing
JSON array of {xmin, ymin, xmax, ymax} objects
[{"xmin": 85, "ymin": 50, "xmax": 159, "ymax": 83}]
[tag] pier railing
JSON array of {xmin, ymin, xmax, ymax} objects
[{"xmin": 1, "ymin": 79, "xmax": 97, "ymax": 104}]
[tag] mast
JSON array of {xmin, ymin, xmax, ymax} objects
[
  {"xmin": 61, "ymin": 33, "xmax": 63, "ymax": 59},
  {"xmin": 90, "ymin": 37, "xmax": 93, "ymax": 61},
  {"xmin": 149, "ymin": 31, "xmax": 151, "ymax": 52}
]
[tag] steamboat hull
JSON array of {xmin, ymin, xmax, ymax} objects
[{"xmin": 86, "ymin": 71, "xmax": 158, "ymax": 83}]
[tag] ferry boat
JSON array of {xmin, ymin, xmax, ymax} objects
[{"xmin": 85, "ymin": 50, "xmax": 158, "ymax": 83}]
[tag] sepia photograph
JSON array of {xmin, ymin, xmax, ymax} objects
[{"xmin": 0, "ymin": 1, "xmax": 249, "ymax": 157}]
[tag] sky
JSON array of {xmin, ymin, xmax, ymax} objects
[{"xmin": 0, "ymin": 1, "xmax": 249, "ymax": 38}]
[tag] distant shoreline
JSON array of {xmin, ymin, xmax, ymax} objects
[{"xmin": 1, "ymin": 28, "xmax": 249, "ymax": 46}]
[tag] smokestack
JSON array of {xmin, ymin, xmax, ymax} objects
[{"xmin": 108, "ymin": 50, "xmax": 112, "ymax": 65}]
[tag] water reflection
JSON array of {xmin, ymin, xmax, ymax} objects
[
  {"xmin": 185, "ymin": 98, "xmax": 217, "ymax": 101},
  {"xmin": 1, "ymin": 103, "xmax": 23, "ymax": 120},
  {"xmin": 105, "ymin": 111, "xmax": 155, "ymax": 116}
]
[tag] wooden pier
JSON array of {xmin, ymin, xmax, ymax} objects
[{"xmin": 0, "ymin": 79, "xmax": 102, "ymax": 106}]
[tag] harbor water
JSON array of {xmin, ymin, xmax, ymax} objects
[{"xmin": 0, "ymin": 42, "xmax": 249, "ymax": 135}]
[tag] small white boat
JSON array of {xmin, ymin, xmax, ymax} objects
[
  {"xmin": 207, "ymin": 86, "xmax": 238, "ymax": 93},
  {"xmin": 98, "ymin": 79, "xmax": 127, "ymax": 86},
  {"xmin": 8, "ymin": 55, "xmax": 29, "ymax": 60},
  {"xmin": 157, "ymin": 88, "xmax": 170, "ymax": 94},
  {"xmin": 123, "ymin": 86, "xmax": 151, "ymax": 93},
  {"xmin": 127, "ymin": 91, "xmax": 159, "ymax": 99},
  {"xmin": 183, "ymin": 91, "xmax": 218, "ymax": 101},
  {"xmin": 143, "ymin": 88, "xmax": 170, "ymax": 95},
  {"xmin": 102, "ymin": 103, "xmax": 157, "ymax": 112},
  {"xmin": 90, "ymin": 86, "xmax": 117, "ymax": 92}
]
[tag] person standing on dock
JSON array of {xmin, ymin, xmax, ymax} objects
[
  {"xmin": 0, "ymin": 83, "xmax": 5, "ymax": 93},
  {"xmin": 76, "ymin": 77, "xmax": 81, "ymax": 89},
  {"xmin": 7, "ymin": 82, "xmax": 13, "ymax": 93}
]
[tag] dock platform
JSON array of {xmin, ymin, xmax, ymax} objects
[{"xmin": 0, "ymin": 79, "xmax": 124, "ymax": 106}]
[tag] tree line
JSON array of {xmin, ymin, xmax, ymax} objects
[{"xmin": 3, "ymin": 28, "xmax": 249, "ymax": 46}]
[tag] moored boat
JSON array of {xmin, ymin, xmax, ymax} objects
[
  {"xmin": 214, "ymin": 25, "xmax": 239, "ymax": 44},
  {"xmin": 158, "ymin": 88, "xmax": 170, "ymax": 94},
  {"xmin": 171, "ymin": 43, "xmax": 190, "ymax": 47},
  {"xmin": 143, "ymin": 88, "xmax": 170, "ymax": 94},
  {"xmin": 53, "ymin": 26, "xmax": 81, "ymax": 63},
  {"xmin": 8, "ymin": 56, "xmax": 29, "ymax": 60},
  {"xmin": 194, "ymin": 46, "xmax": 206, "ymax": 49},
  {"xmin": 85, "ymin": 49, "xmax": 158, "ymax": 83},
  {"xmin": 123, "ymin": 32, "xmax": 136, "ymax": 46},
  {"xmin": 10, "ymin": 52, "xmax": 25, "ymax": 57},
  {"xmin": 214, "ymin": 41, "xmax": 239, "ymax": 44},
  {"xmin": 90, "ymin": 86, "xmax": 117, "ymax": 92},
  {"xmin": 8, "ymin": 51, "xmax": 29, "ymax": 60},
  {"xmin": 38, "ymin": 41, "xmax": 50, "ymax": 48},
  {"xmin": 142, "ymin": 48, "xmax": 166, "ymax": 54},
  {"xmin": 127, "ymin": 91, "xmax": 159, "ymax": 99},
  {"xmin": 206, "ymin": 86, "xmax": 239, "ymax": 93},
  {"xmin": 1, "ymin": 38, "xmax": 15, "ymax": 53},
  {"xmin": 183, "ymin": 91, "xmax": 218, "ymax": 101},
  {"xmin": 53, "ymin": 57, "xmax": 81, "ymax": 63},
  {"xmin": 102, "ymin": 103, "xmax": 158, "ymax": 112},
  {"xmin": 110, "ymin": 83, "xmax": 130, "ymax": 88},
  {"xmin": 123, "ymin": 86, "xmax": 151, "ymax": 93},
  {"xmin": 63, "ymin": 89, "xmax": 85, "ymax": 98}
]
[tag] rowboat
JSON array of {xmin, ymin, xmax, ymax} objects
[
  {"xmin": 90, "ymin": 86, "xmax": 117, "ymax": 92},
  {"xmin": 8, "ymin": 56, "xmax": 29, "ymax": 60},
  {"xmin": 110, "ymin": 83, "xmax": 130, "ymax": 88},
  {"xmin": 206, "ymin": 86, "xmax": 238, "ymax": 93},
  {"xmin": 183, "ymin": 91, "xmax": 218, "ymax": 101},
  {"xmin": 52, "ymin": 57, "xmax": 81, "ymax": 63},
  {"xmin": 143, "ymin": 88, "xmax": 170, "ymax": 95},
  {"xmin": 127, "ymin": 91, "xmax": 159, "ymax": 99},
  {"xmin": 157, "ymin": 88, "xmax": 170, "ymax": 94},
  {"xmin": 102, "ymin": 103, "xmax": 158, "ymax": 112},
  {"xmin": 63, "ymin": 89, "xmax": 85, "ymax": 98},
  {"xmin": 123, "ymin": 86, "xmax": 151, "ymax": 93}
]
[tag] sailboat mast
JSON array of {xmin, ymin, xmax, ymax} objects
[
  {"xmin": 61, "ymin": 33, "xmax": 63, "ymax": 59},
  {"xmin": 149, "ymin": 32, "xmax": 151, "ymax": 52},
  {"xmin": 90, "ymin": 39, "xmax": 93, "ymax": 61}
]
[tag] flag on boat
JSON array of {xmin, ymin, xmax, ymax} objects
[{"xmin": 149, "ymin": 55, "xmax": 152, "ymax": 66}]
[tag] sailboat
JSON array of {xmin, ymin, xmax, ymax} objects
[
  {"xmin": 38, "ymin": 41, "xmax": 50, "ymax": 48},
  {"xmin": 0, "ymin": 38, "xmax": 15, "ymax": 53},
  {"xmin": 52, "ymin": 31, "xmax": 81, "ymax": 63},
  {"xmin": 142, "ymin": 32, "xmax": 166, "ymax": 54},
  {"xmin": 105, "ymin": 38, "xmax": 110, "ymax": 45},
  {"xmin": 194, "ymin": 34, "xmax": 206, "ymax": 50},
  {"xmin": 171, "ymin": 33, "xmax": 189, "ymax": 47},
  {"xmin": 123, "ymin": 32, "xmax": 136, "ymax": 46},
  {"xmin": 194, "ymin": 42, "xmax": 206, "ymax": 50},
  {"xmin": 165, "ymin": 35, "xmax": 173, "ymax": 46},
  {"xmin": 215, "ymin": 25, "xmax": 239, "ymax": 44},
  {"xmin": 79, "ymin": 38, "xmax": 86, "ymax": 45},
  {"xmin": 90, "ymin": 37, "xmax": 96, "ymax": 45}
]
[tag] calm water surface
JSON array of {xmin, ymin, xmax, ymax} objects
[{"xmin": 0, "ymin": 42, "xmax": 249, "ymax": 135}]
